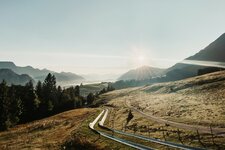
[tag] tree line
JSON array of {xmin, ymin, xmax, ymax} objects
[{"xmin": 0, "ymin": 73, "xmax": 114, "ymax": 131}]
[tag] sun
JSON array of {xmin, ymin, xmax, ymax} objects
[
  {"xmin": 136, "ymin": 55, "xmax": 146, "ymax": 66},
  {"xmin": 138, "ymin": 55, "xmax": 145, "ymax": 62},
  {"xmin": 130, "ymin": 47, "xmax": 149, "ymax": 67}
]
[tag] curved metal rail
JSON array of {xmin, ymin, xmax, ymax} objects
[
  {"xmin": 98, "ymin": 109, "xmax": 205, "ymax": 150},
  {"xmin": 89, "ymin": 110, "xmax": 154, "ymax": 150}
]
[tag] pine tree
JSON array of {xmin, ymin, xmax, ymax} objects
[
  {"xmin": 87, "ymin": 93, "xmax": 95, "ymax": 105},
  {"xmin": 57, "ymin": 86, "xmax": 62, "ymax": 103},
  {"xmin": 36, "ymin": 80, "xmax": 43, "ymax": 99},
  {"xmin": 75, "ymin": 85, "xmax": 80, "ymax": 97},
  {"xmin": 8, "ymin": 85, "xmax": 22, "ymax": 126},
  {"xmin": 21, "ymin": 80, "xmax": 39, "ymax": 122},
  {"xmin": 0, "ymin": 80, "xmax": 10, "ymax": 130},
  {"xmin": 41, "ymin": 73, "xmax": 57, "ymax": 114},
  {"xmin": 0, "ymin": 81, "xmax": 23, "ymax": 130}
]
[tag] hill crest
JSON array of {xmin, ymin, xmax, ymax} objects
[{"xmin": 118, "ymin": 66, "xmax": 165, "ymax": 81}]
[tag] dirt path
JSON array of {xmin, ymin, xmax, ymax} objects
[
  {"xmin": 125, "ymin": 99, "xmax": 225, "ymax": 136},
  {"xmin": 100, "ymin": 108, "xmax": 204, "ymax": 150}
]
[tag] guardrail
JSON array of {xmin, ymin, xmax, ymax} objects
[
  {"xmin": 98, "ymin": 109, "xmax": 206, "ymax": 150},
  {"xmin": 89, "ymin": 109, "xmax": 154, "ymax": 150}
]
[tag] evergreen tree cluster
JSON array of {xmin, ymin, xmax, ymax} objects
[
  {"xmin": 0, "ymin": 73, "xmax": 115, "ymax": 131},
  {"xmin": 0, "ymin": 80, "xmax": 37, "ymax": 130},
  {"xmin": 98, "ymin": 84, "xmax": 115, "ymax": 95},
  {"xmin": 86, "ymin": 84, "xmax": 115, "ymax": 106},
  {"xmin": 0, "ymin": 73, "xmax": 83, "ymax": 131}
]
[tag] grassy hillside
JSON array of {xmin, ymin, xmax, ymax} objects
[
  {"xmin": 98, "ymin": 71, "xmax": 225, "ymax": 148},
  {"xmin": 0, "ymin": 108, "xmax": 95, "ymax": 149},
  {"xmin": 1, "ymin": 71, "xmax": 225, "ymax": 149},
  {"xmin": 103, "ymin": 70, "xmax": 225, "ymax": 127},
  {"xmin": 0, "ymin": 108, "xmax": 134, "ymax": 150},
  {"xmin": 80, "ymin": 82, "xmax": 109, "ymax": 97}
]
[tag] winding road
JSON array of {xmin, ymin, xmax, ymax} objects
[
  {"xmin": 98, "ymin": 109, "xmax": 205, "ymax": 150},
  {"xmin": 125, "ymin": 99, "xmax": 225, "ymax": 135},
  {"xmin": 89, "ymin": 109, "xmax": 154, "ymax": 150}
]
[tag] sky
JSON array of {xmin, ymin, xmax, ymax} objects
[{"xmin": 0, "ymin": 0, "xmax": 225, "ymax": 75}]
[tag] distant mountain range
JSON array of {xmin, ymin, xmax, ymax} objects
[
  {"xmin": 35, "ymin": 71, "xmax": 84, "ymax": 85},
  {"xmin": 0, "ymin": 69, "xmax": 34, "ymax": 85},
  {"xmin": 166, "ymin": 33, "xmax": 225, "ymax": 80},
  {"xmin": 1, "ymin": 33, "xmax": 225, "ymax": 85},
  {"xmin": 118, "ymin": 66, "xmax": 165, "ymax": 81},
  {"xmin": 118, "ymin": 33, "xmax": 225, "ymax": 82},
  {"xmin": 0, "ymin": 62, "xmax": 84, "ymax": 85},
  {"xmin": 187, "ymin": 33, "xmax": 225, "ymax": 62}
]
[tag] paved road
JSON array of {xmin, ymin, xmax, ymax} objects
[
  {"xmin": 89, "ymin": 110, "xmax": 154, "ymax": 150},
  {"xmin": 125, "ymin": 99, "xmax": 225, "ymax": 135},
  {"xmin": 99, "ymin": 108, "xmax": 205, "ymax": 150}
]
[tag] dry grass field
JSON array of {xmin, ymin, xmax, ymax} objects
[
  {"xmin": 0, "ymin": 108, "xmax": 98, "ymax": 149},
  {"xmin": 1, "ymin": 71, "xmax": 225, "ymax": 149},
  {"xmin": 0, "ymin": 107, "xmax": 136, "ymax": 150},
  {"xmin": 103, "ymin": 71, "xmax": 225, "ymax": 127},
  {"xmin": 100, "ymin": 71, "xmax": 225, "ymax": 149}
]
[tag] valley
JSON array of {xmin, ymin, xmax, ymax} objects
[
  {"xmin": 1, "ymin": 2, "xmax": 225, "ymax": 149},
  {"xmin": 1, "ymin": 70, "xmax": 225, "ymax": 149}
]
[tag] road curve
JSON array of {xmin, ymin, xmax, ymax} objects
[
  {"xmin": 89, "ymin": 109, "xmax": 154, "ymax": 150},
  {"xmin": 89, "ymin": 110, "xmax": 105, "ymax": 129},
  {"xmin": 99, "ymin": 109, "xmax": 108, "ymax": 126},
  {"xmin": 99, "ymin": 109, "xmax": 205, "ymax": 150},
  {"xmin": 126, "ymin": 99, "xmax": 225, "ymax": 135}
]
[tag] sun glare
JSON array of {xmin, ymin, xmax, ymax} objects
[
  {"xmin": 137, "ymin": 55, "xmax": 146, "ymax": 66},
  {"xmin": 130, "ymin": 47, "xmax": 149, "ymax": 67},
  {"xmin": 138, "ymin": 55, "xmax": 145, "ymax": 62}
]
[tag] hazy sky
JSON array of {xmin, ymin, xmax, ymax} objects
[{"xmin": 1, "ymin": 0, "xmax": 225, "ymax": 74}]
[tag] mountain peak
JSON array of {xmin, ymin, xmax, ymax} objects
[
  {"xmin": 219, "ymin": 32, "xmax": 225, "ymax": 39},
  {"xmin": 186, "ymin": 33, "xmax": 225, "ymax": 62},
  {"xmin": 136, "ymin": 65, "xmax": 160, "ymax": 70},
  {"xmin": 167, "ymin": 33, "xmax": 225, "ymax": 81},
  {"xmin": 0, "ymin": 68, "xmax": 33, "ymax": 85},
  {"xmin": 0, "ymin": 61, "xmax": 16, "ymax": 68},
  {"xmin": 118, "ymin": 66, "xmax": 165, "ymax": 81}
]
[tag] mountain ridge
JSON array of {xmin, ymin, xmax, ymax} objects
[
  {"xmin": 118, "ymin": 66, "xmax": 165, "ymax": 81},
  {"xmin": 166, "ymin": 33, "xmax": 225, "ymax": 80},
  {"xmin": 186, "ymin": 33, "xmax": 225, "ymax": 61},
  {"xmin": 0, "ymin": 68, "xmax": 34, "ymax": 85},
  {"xmin": 0, "ymin": 61, "xmax": 85, "ymax": 84}
]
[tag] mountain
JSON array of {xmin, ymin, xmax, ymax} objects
[
  {"xmin": 166, "ymin": 33, "xmax": 225, "ymax": 80},
  {"xmin": 0, "ymin": 69, "xmax": 34, "ymax": 85},
  {"xmin": 0, "ymin": 62, "xmax": 84, "ymax": 84},
  {"xmin": 118, "ymin": 66, "xmax": 165, "ymax": 81},
  {"xmin": 0, "ymin": 61, "xmax": 51, "ymax": 77},
  {"xmin": 187, "ymin": 33, "xmax": 225, "ymax": 61},
  {"xmin": 35, "ymin": 72, "xmax": 84, "ymax": 84}
]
